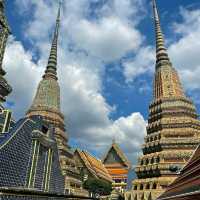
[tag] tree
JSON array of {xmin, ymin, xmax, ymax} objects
[{"xmin": 83, "ymin": 178, "xmax": 112, "ymax": 196}]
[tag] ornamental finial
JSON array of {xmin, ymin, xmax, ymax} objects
[
  {"xmin": 152, "ymin": 0, "xmax": 171, "ymax": 69},
  {"xmin": 43, "ymin": 2, "xmax": 62, "ymax": 80}
]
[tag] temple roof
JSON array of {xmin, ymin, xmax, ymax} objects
[
  {"xmin": 75, "ymin": 149, "xmax": 113, "ymax": 183},
  {"xmin": 102, "ymin": 142, "xmax": 131, "ymax": 168},
  {"xmin": 158, "ymin": 145, "xmax": 200, "ymax": 200},
  {"xmin": 0, "ymin": 113, "xmax": 64, "ymax": 193}
]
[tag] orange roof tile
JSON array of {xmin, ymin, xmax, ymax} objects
[{"xmin": 107, "ymin": 168, "xmax": 128, "ymax": 175}]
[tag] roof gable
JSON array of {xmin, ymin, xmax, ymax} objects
[{"xmin": 102, "ymin": 143, "xmax": 130, "ymax": 168}]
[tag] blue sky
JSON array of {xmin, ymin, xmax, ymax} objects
[{"xmin": 3, "ymin": 0, "xmax": 200, "ymax": 166}]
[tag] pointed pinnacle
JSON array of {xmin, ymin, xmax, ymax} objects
[
  {"xmin": 152, "ymin": 0, "xmax": 159, "ymax": 22},
  {"xmin": 152, "ymin": 0, "xmax": 171, "ymax": 68},
  {"xmin": 43, "ymin": 2, "xmax": 62, "ymax": 80}
]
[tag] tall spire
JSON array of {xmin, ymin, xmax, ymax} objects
[
  {"xmin": 43, "ymin": 2, "xmax": 61, "ymax": 80},
  {"xmin": 27, "ymin": 2, "xmax": 63, "ymax": 114},
  {"xmin": 152, "ymin": 0, "xmax": 171, "ymax": 68},
  {"xmin": 151, "ymin": 0, "xmax": 185, "ymax": 99}
]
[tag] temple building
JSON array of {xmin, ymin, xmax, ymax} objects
[
  {"xmin": 102, "ymin": 142, "xmax": 131, "ymax": 193},
  {"xmin": 26, "ymin": 3, "xmax": 82, "ymax": 195},
  {"xmin": 126, "ymin": 0, "xmax": 200, "ymax": 200},
  {"xmin": 74, "ymin": 149, "xmax": 113, "ymax": 184},
  {"xmin": 157, "ymin": 145, "xmax": 200, "ymax": 200}
]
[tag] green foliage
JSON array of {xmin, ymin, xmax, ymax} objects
[{"xmin": 83, "ymin": 178, "xmax": 112, "ymax": 196}]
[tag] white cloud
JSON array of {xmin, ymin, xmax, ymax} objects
[
  {"xmin": 4, "ymin": 37, "xmax": 43, "ymax": 115},
  {"xmin": 99, "ymin": 0, "xmax": 146, "ymax": 24},
  {"xmin": 168, "ymin": 8, "xmax": 200, "ymax": 90},
  {"xmin": 74, "ymin": 112, "xmax": 146, "ymax": 162},
  {"xmin": 6, "ymin": 0, "xmax": 148, "ymax": 164},
  {"xmin": 123, "ymin": 46, "xmax": 154, "ymax": 83},
  {"xmin": 10, "ymin": 0, "xmax": 200, "ymax": 166},
  {"xmin": 120, "ymin": 6, "xmax": 200, "ymax": 93},
  {"xmin": 70, "ymin": 17, "xmax": 142, "ymax": 62}
]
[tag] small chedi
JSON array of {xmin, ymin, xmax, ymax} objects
[
  {"xmin": 126, "ymin": 0, "xmax": 200, "ymax": 200},
  {"xmin": 103, "ymin": 141, "xmax": 131, "ymax": 194}
]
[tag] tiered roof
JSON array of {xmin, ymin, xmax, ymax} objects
[{"xmin": 75, "ymin": 149, "xmax": 113, "ymax": 183}]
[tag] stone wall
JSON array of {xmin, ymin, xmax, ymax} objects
[{"xmin": 0, "ymin": 187, "xmax": 95, "ymax": 200}]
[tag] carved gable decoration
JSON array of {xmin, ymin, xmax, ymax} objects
[
  {"xmin": 104, "ymin": 147, "xmax": 124, "ymax": 165},
  {"xmin": 103, "ymin": 143, "xmax": 130, "ymax": 168}
]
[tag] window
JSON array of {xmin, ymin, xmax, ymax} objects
[{"xmin": 115, "ymin": 179, "xmax": 121, "ymax": 183}]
